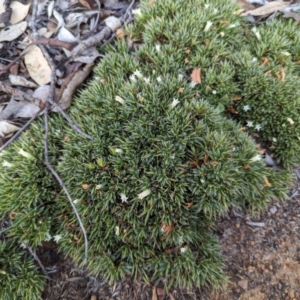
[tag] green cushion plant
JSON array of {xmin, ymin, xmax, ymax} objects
[
  {"xmin": 0, "ymin": 239, "xmax": 45, "ymax": 300},
  {"xmin": 0, "ymin": 0, "xmax": 297, "ymax": 295}
]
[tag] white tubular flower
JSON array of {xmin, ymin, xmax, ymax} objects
[
  {"xmin": 252, "ymin": 27, "xmax": 261, "ymax": 40},
  {"xmin": 120, "ymin": 193, "xmax": 128, "ymax": 203},
  {"xmin": 96, "ymin": 184, "xmax": 103, "ymax": 190},
  {"xmin": 115, "ymin": 148, "xmax": 123, "ymax": 154},
  {"xmin": 132, "ymin": 8, "xmax": 142, "ymax": 16},
  {"xmin": 204, "ymin": 21, "xmax": 213, "ymax": 32},
  {"xmin": 115, "ymin": 226, "xmax": 120, "ymax": 236},
  {"xmin": 54, "ymin": 235, "xmax": 62, "ymax": 243},
  {"xmin": 133, "ymin": 70, "xmax": 143, "ymax": 78},
  {"xmin": 2, "ymin": 161, "xmax": 13, "ymax": 168},
  {"xmin": 44, "ymin": 232, "xmax": 52, "ymax": 241},
  {"xmin": 189, "ymin": 81, "xmax": 198, "ymax": 88},
  {"xmin": 170, "ymin": 98, "xmax": 180, "ymax": 109},
  {"xmin": 250, "ymin": 155, "xmax": 262, "ymax": 162},
  {"xmin": 255, "ymin": 124, "xmax": 262, "ymax": 131},
  {"xmin": 287, "ymin": 118, "xmax": 295, "ymax": 125},
  {"xmin": 155, "ymin": 44, "xmax": 161, "ymax": 52},
  {"xmin": 115, "ymin": 96, "xmax": 125, "ymax": 104},
  {"xmin": 212, "ymin": 90, "xmax": 217, "ymax": 95},
  {"xmin": 180, "ymin": 246, "xmax": 187, "ymax": 253},
  {"xmin": 246, "ymin": 121, "xmax": 254, "ymax": 128},
  {"xmin": 157, "ymin": 76, "xmax": 162, "ymax": 83},
  {"xmin": 138, "ymin": 189, "xmax": 151, "ymax": 200},
  {"xmin": 129, "ymin": 74, "xmax": 137, "ymax": 82},
  {"xmin": 243, "ymin": 105, "xmax": 250, "ymax": 112},
  {"xmin": 18, "ymin": 149, "xmax": 34, "ymax": 160},
  {"xmin": 144, "ymin": 77, "xmax": 150, "ymax": 84}
]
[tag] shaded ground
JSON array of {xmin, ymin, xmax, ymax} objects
[{"xmin": 40, "ymin": 170, "xmax": 300, "ymax": 300}]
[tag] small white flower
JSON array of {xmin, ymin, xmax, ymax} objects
[
  {"xmin": 189, "ymin": 81, "xmax": 198, "ymax": 88},
  {"xmin": 251, "ymin": 27, "xmax": 261, "ymax": 41},
  {"xmin": 115, "ymin": 226, "xmax": 120, "ymax": 236},
  {"xmin": 132, "ymin": 8, "xmax": 142, "ymax": 16},
  {"xmin": 212, "ymin": 90, "xmax": 217, "ymax": 95},
  {"xmin": 157, "ymin": 76, "xmax": 162, "ymax": 83},
  {"xmin": 96, "ymin": 184, "xmax": 102, "ymax": 190},
  {"xmin": 255, "ymin": 124, "xmax": 262, "ymax": 131},
  {"xmin": 204, "ymin": 4, "xmax": 210, "ymax": 8},
  {"xmin": 18, "ymin": 149, "xmax": 34, "ymax": 160},
  {"xmin": 250, "ymin": 155, "xmax": 262, "ymax": 162},
  {"xmin": 272, "ymin": 137, "xmax": 277, "ymax": 142},
  {"xmin": 243, "ymin": 105, "xmax": 250, "ymax": 112},
  {"xmin": 115, "ymin": 148, "xmax": 123, "ymax": 154},
  {"xmin": 229, "ymin": 23, "xmax": 239, "ymax": 28},
  {"xmin": 44, "ymin": 232, "xmax": 52, "ymax": 241},
  {"xmin": 20, "ymin": 242, "xmax": 28, "ymax": 249},
  {"xmin": 171, "ymin": 154, "xmax": 175, "ymax": 159},
  {"xmin": 54, "ymin": 235, "xmax": 62, "ymax": 243},
  {"xmin": 252, "ymin": 57, "xmax": 258, "ymax": 62},
  {"xmin": 180, "ymin": 246, "xmax": 187, "ymax": 253},
  {"xmin": 144, "ymin": 77, "xmax": 150, "ymax": 84},
  {"xmin": 220, "ymin": 32, "xmax": 225, "ymax": 37},
  {"xmin": 204, "ymin": 21, "xmax": 213, "ymax": 32},
  {"xmin": 170, "ymin": 98, "xmax": 180, "ymax": 109},
  {"xmin": 155, "ymin": 44, "xmax": 160, "ymax": 52},
  {"xmin": 129, "ymin": 74, "xmax": 136, "ymax": 82},
  {"xmin": 73, "ymin": 199, "xmax": 80, "ymax": 204},
  {"xmin": 115, "ymin": 96, "xmax": 125, "ymax": 104},
  {"xmin": 133, "ymin": 70, "xmax": 143, "ymax": 78},
  {"xmin": 120, "ymin": 193, "xmax": 128, "ymax": 203},
  {"xmin": 178, "ymin": 74, "xmax": 184, "ymax": 80},
  {"xmin": 2, "ymin": 160, "xmax": 13, "ymax": 167},
  {"xmin": 138, "ymin": 189, "xmax": 151, "ymax": 200},
  {"xmin": 246, "ymin": 121, "xmax": 254, "ymax": 128},
  {"xmin": 287, "ymin": 117, "xmax": 295, "ymax": 125},
  {"xmin": 213, "ymin": 8, "xmax": 218, "ymax": 14},
  {"xmin": 281, "ymin": 51, "xmax": 290, "ymax": 56}
]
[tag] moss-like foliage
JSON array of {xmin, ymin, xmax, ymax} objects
[
  {"xmin": 0, "ymin": 239, "xmax": 45, "ymax": 300},
  {"xmin": 128, "ymin": 0, "xmax": 300, "ymax": 168},
  {"xmin": 0, "ymin": 0, "xmax": 296, "ymax": 294}
]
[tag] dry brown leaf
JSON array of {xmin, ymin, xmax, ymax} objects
[
  {"xmin": 116, "ymin": 28, "xmax": 125, "ymax": 39},
  {"xmin": 211, "ymin": 161, "xmax": 219, "ymax": 167},
  {"xmin": 235, "ymin": 0, "xmax": 255, "ymax": 11},
  {"xmin": 169, "ymin": 293, "xmax": 176, "ymax": 300},
  {"xmin": 283, "ymin": 11, "xmax": 300, "ymax": 23},
  {"xmin": 280, "ymin": 68, "xmax": 285, "ymax": 81},
  {"xmin": 147, "ymin": 0, "xmax": 155, "ymax": 7},
  {"xmin": 263, "ymin": 176, "xmax": 272, "ymax": 187},
  {"xmin": 178, "ymin": 87, "xmax": 184, "ymax": 93},
  {"xmin": 228, "ymin": 106, "xmax": 238, "ymax": 114},
  {"xmin": 243, "ymin": 164, "xmax": 250, "ymax": 170},
  {"xmin": 191, "ymin": 68, "xmax": 201, "ymax": 83},
  {"xmin": 232, "ymin": 96, "xmax": 242, "ymax": 101},
  {"xmin": 261, "ymin": 57, "xmax": 269, "ymax": 65},
  {"xmin": 152, "ymin": 288, "xmax": 158, "ymax": 300},
  {"xmin": 161, "ymin": 222, "xmax": 173, "ymax": 235},
  {"xmin": 241, "ymin": 1, "xmax": 291, "ymax": 16},
  {"xmin": 82, "ymin": 184, "xmax": 90, "ymax": 190}
]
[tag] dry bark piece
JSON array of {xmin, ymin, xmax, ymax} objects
[
  {"xmin": 241, "ymin": 1, "xmax": 291, "ymax": 16},
  {"xmin": 283, "ymin": 11, "xmax": 300, "ymax": 23},
  {"xmin": 190, "ymin": 67, "xmax": 201, "ymax": 83},
  {"xmin": 9, "ymin": 74, "xmax": 38, "ymax": 88},
  {"xmin": 24, "ymin": 45, "xmax": 52, "ymax": 85}
]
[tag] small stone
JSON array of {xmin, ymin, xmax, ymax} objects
[
  {"xmin": 238, "ymin": 279, "xmax": 248, "ymax": 290},
  {"xmin": 90, "ymin": 295, "xmax": 97, "ymax": 300},
  {"xmin": 270, "ymin": 206, "xmax": 277, "ymax": 214},
  {"xmin": 235, "ymin": 223, "xmax": 240, "ymax": 228},
  {"xmin": 289, "ymin": 289, "xmax": 295, "ymax": 298}
]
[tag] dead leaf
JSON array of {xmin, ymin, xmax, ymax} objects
[
  {"xmin": 0, "ymin": 120, "xmax": 19, "ymax": 137},
  {"xmin": 191, "ymin": 68, "xmax": 201, "ymax": 83},
  {"xmin": 228, "ymin": 106, "xmax": 238, "ymax": 114},
  {"xmin": 0, "ymin": 0, "xmax": 31, "ymax": 26},
  {"xmin": 24, "ymin": 45, "xmax": 52, "ymax": 85},
  {"xmin": 211, "ymin": 161, "xmax": 219, "ymax": 167},
  {"xmin": 116, "ymin": 28, "xmax": 125, "ymax": 39},
  {"xmin": 235, "ymin": 0, "xmax": 255, "ymax": 11},
  {"xmin": 156, "ymin": 288, "xmax": 166, "ymax": 296},
  {"xmin": 283, "ymin": 11, "xmax": 300, "ymax": 23},
  {"xmin": 9, "ymin": 74, "xmax": 38, "ymax": 88},
  {"xmin": 147, "ymin": 0, "xmax": 155, "ymax": 7},
  {"xmin": 82, "ymin": 184, "xmax": 90, "ymax": 190},
  {"xmin": 0, "ymin": 21, "xmax": 27, "ymax": 42},
  {"xmin": 241, "ymin": 1, "xmax": 291, "ymax": 16},
  {"xmin": 263, "ymin": 176, "xmax": 272, "ymax": 187},
  {"xmin": 232, "ymin": 96, "xmax": 242, "ymax": 101},
  {"xmin": 53, "ymin": 63, "xmax": 94, "ymax": 111},
  {"xmin": 178, "ymin": 87, "xmax": 184, "ymax": 93},
  {"xmin": 152, "ymin": 287, "xmax": 158, "ymax": 300},
  {"xmin": 261, "ymin": 57, "xmax": 269, "ymax": 65},
  {"xmin": 161, "ymin": 222, "xmax": 173, "ymax": 235},
  {"xmin": 243, "ymin": 164, "xmax": 250, "ymax": 170},
  {"xmin": 169, "ymin": 293, "xmax": 176, "ymax": 300}
]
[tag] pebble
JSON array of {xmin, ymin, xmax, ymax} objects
[
  {"xmin": 270, "ymin": 206, "xmax": 277, "ymax": 214},
  {"xmin": 289, "ymin": 289, "xmax": 295, "ymax": 298},
  {"xmin": 237, "ymin": 279, "xmax": 248, "ymax": 290}
]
